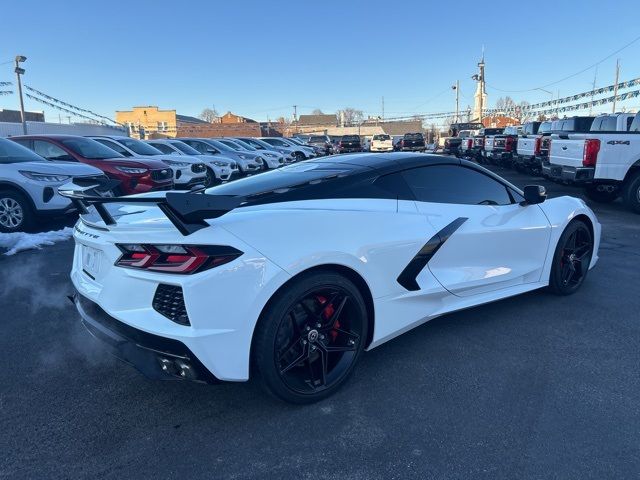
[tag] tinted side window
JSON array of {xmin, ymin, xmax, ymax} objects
[
  {"xmin": 95, "ymin": 139, "xmax": 131, "ymax": 156},
  {"xmin": 402, "ymin": 165, "xmax": 513, "ymax": 206},
  {"xmin": 151, "ymin": 143, "xmax": 174, "ymax": 154}
]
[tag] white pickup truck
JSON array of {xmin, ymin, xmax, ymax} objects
[
  {"xmin": 515, "ymin": 121, "xmax": 551, "ymax": 173},
  {"xmin": 547, "ymin": 113, "xmax": 640, "ymax": 212}
]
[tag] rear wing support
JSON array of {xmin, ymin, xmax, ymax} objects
[{"xmin": 58, "ymin": 180, "xmax": 244, "ymax": 236}]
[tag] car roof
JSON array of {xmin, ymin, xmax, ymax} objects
[{"xmin": 11, "ymin": 134, "xmax": 88, "ymax": 140}]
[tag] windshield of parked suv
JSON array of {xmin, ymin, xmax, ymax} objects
[
  {"xmin": 233, "ymin": 139, "xmax": 257, "ymax": 151},
  {"xmin": 218, "ymin": 140, "xmax": 243, "ymax": 151},
  {"xmin": 169, "ymin": 141, "xmax": 201, "ymax": 155},
  {"xmin": 373, "ymin": 134, "xmax": 390, "ymax": 141},
  {"xmin": 0, "ymin": 138, "xmax": 46, "ymax": 163},
  {"xmin": 309, "ymin": 136, "xmax": 327, "ymax": 143},
  {"xmin": 239, "ymin": 138, "xmax": 268, "ymax": 150},
  {"xmin": 117, "ymin": 138, "xmax": 163, "ymax": 156},
  {"xmin": 60, "ymin": 137, "xmax": 125, "ymax": 159},
  {"xmin": 263, "ymin": 138, "xmax": 290, "ymax": 147}
]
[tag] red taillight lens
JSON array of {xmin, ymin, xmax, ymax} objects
[
  {"xmin": 583, "ymin": 139, "xmax": 600, "ymax": 167},
  {"xmin": 505, "ymin": 137, "xmax": 514, "ymax": 152},
  {"xmin": 467, "ymin": 139, "xmax": 473, "ymax": 149},
  {"xmin": 534, "ymin": 137, "xmax": 542, "ymax": 155},
  {"xmin": 115, "ymin": 244, "xmax": 243, "ymax": 274}
]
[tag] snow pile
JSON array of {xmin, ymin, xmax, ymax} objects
[{"xmin": 0, "ymin": 227, "xmax": 74, "ymax": 256}]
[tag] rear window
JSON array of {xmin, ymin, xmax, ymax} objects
[
  {"xmin": 309, "ymin": 136, "xmax": 328, "ymax": 143},
  {"xmin": 0, "ymin": 138, "xmax": 45, "ymax": 163},
  {"xmin": 404, "ymin": 133, "xmax": 424, "ymax": 140},
  {"xmin": 341, "ymin": 135, "xmax": 360, "ymax": 142},
  {"xmin": 483, "ymin": 128, "xmax": 504, "ymax": 136},
  {"xmin": 373, "ymin": 134, "xmax": 390, "ymax": 141},
  {"xmin": 630, "ymin": 114, "xmax": 640, "ymax": 132},
  {"xmin": 205, "ymin": 162, "xmax": 350, "ymax": 198},
  {"xmin": 590, "ymin": 116, "xmax": 618, "ymax": 132},
  {"xmin": 538, "ymin": 122, "xmax": 552, "ymax": 134},
  {"xmin": 523, "ymin": 122, "xmax": 541, "ymax": 135},
  {"xmin": 553, "ymin": 117, "xmax": 594, "ymax": 133}
]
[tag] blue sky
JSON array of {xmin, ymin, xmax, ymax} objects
[{"xmin": 1, "ymin": 0, "xmax": 640, "ymax": 124}]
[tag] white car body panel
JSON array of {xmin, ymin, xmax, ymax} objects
[{"xmin": 69, "ymin": 169, "xmax": 601, "ymax": 385}]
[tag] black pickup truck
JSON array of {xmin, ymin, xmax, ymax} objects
[
  {"xmin": 336, "ymin": 135, "xmax": 362, "ymax": 153},
  {"xmin": 401, "ymin": 133, "xmax": 426, "ymax": 152},
  {"xmin": 487, "ymin": 125, "xmax": 522, "ymax": 166}
]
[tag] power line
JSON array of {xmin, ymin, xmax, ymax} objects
[{"xmin": 487, "ymin": 33, "xmax": 640, "ymax": 93}]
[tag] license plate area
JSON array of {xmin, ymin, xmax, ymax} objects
[{"xmin": 82, "ymin": 245, "xmax": 102, "ymax": 279}]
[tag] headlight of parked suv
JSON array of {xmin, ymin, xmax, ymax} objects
[
  {"xmin": 162, "ymin": 160, "xmax": 190, "ymax": 167},
  {"xmin": 263, "ymin": 152, "xmax": 276, "ymax": 158},
  {"xmin": 19, "ymin": 171, "xmax": 71, "ymax": 183},
  {"xmin": 255, "ymin": 157, "xmax": 263, "ymax": 164},
  {"xmin": 115, "ymin": 166, "xmax": 148, "ymax": 174},
  {"xmin": 238, "ymin": 155, "xmax": 248, "ymax": 160},
  {"xmin": 213, "ymin": 161, "xmax": 228, "ymax": 167}
]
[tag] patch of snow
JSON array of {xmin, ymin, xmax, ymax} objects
[{"xmin": 0, "ymin": 227, "xmax": 74, "ymax": 256}]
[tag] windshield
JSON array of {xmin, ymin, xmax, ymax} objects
[
  {"xmin": 117, "ymin": 138, "xmax": 163, "ymax": 156},
  {"xmin": 342, "ymin": 136, "xmax": 360, "ymax": 142},
  {"xmin": 309, "ymin": 136, "xmax": 327, "ymax": 143},
  {"xmin": 205, "ymin": 139, "xmax": 234, "ymax": 152},
  {"xmin": 218, "ymin": 140, "xmax": 243, "ymax": 151},
  {"xmin": 263, "ymin": 138, "xmax": 289, "ymax": 147},
  {"xmin": 0, "ymin": 138, "xmax": 46, "ymax": 164},
  {"xmin": 60, "ymin": 137, "xmax": 125, "ymax": 159},
  {"xmin": 287, "ymin": 138, "xmax": 303, "ymax": 145},
  {"xmin": 170, "ymin": 141, "xmax": 201, "ymax": 155},
  {"xmin": 233, "ymin": 139, "xmax": 257, "ymax": 151}
]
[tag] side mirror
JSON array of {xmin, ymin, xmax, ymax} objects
[{"xmin": 523, "ymin": 185, "xmax": 546, "ymax": 204}]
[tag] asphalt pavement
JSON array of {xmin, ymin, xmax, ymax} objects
[{"xmin": 2, "ymin": 164, "xmax": 639, "ymax": 479}]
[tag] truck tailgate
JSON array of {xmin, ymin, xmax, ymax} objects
[
  {"xmin": 550, "ymin": 137, "xmax": 585, "ymax": 168},
  {"xmin": 517, "ymin": 137, "xmax": 535, "ymax": 157}
]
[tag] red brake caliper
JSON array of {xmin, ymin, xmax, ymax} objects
[{"xmin": 316, "ymin": 296, "xmax": 339, "ymax": 341}]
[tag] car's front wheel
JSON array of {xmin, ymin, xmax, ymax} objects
[
  {"xmin": 548, "ymin": 220, "xmax": 594, "ymax": 295},
  {"xmin": 0, "ymin": 190, "xmax": 33, "ymax": 233},
  {"xmin": 623, "ymin": 171, "xmax": 640, "ymax": 214},
  {"xmin": 253, "ymin": 271, "xmax": 368, "ymax": 404}
]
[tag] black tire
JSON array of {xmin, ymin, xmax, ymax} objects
[
  {"xmin": 252, "ymin": 271, "xmax": 368, "ymax": 404},
  {"xmin": 548, "ymin": 220, "xmax": 594, "ymax": 295},
  {"xmin": 0, "ymin": 189, "xmax": 34, "ymax": 233},
  {"xmin": 204, "ymin": 167, "xmax": 217, "ymax": 187},
  {"xmin": 622, "ymin": 171, "xmax": 640, "ymax": 214},
  {"xmin": 294, "ymin": 151, "xmax": 305, "ymax": 162},
  {"xmin": 585, "ymin": 185, "xmax": 618, "ymax": 204}
]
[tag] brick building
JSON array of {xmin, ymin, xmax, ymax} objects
[{"xmin": 115, "ymin": 106, "xmax": 260, "ymax": 138}]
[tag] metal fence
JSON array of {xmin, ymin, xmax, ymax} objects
[{"xmin": 0, "ymin": 121, "xmax": 127, "ymax": 137}]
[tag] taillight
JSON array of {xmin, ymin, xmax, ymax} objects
[
  {"xmin": 115, "ymin": 244, "xmax": 243, "ymax": 274},
  {"xmin": 534, "ymin": 137, "xmax": 542, "ymax": 155},
  {"xmin": 583, "ymin": 139, "xmax": 600, "ymax": 167},
  {"xmin": 505, "ymin": 137, "xmax": 514, "ymax": 152},
  {"xmin": 467, "ymin": 138, "xmax": 473, "ymax": 149}
]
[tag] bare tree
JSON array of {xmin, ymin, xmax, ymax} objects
[
  {"xmin": 199, "ymin": 107, "xmax": 219, "ymax": 123},
  {"xmin": 311, "ymin": 109, "xmax": 324, "ymax": 115},
  {"xmin": 495, "ymin": 96, "xmax": 517, "ymax": 113},
  {"xmin": 339, "ymin": 107, "xmax": 364, "ymax": 126}
]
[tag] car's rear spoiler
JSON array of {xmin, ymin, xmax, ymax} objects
[{"xmin": 58, "ymin": 179, "xmax": 244, "ymax": 236}]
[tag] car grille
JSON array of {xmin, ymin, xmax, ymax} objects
[
  {"xmin": 153, "ymin": 284, "xmax": 190, "ymax": 326},
  {"xmin": 191, "ymin": 163, "xmax": 206, "ymax": 173},
  {"xmin": 151, "ymin": 169, "xmax": 172, "ymax": 181}
]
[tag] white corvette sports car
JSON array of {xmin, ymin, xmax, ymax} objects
[{"xmin": 62, "ymin": 153, "xmax": 600, "ymax": 403}]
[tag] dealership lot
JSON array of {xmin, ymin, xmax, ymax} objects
[{"xmin": 2, "ymin": 165, "xmax": 639, "ymax": 479}]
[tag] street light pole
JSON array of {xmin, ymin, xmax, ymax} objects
[{"xmin": 14, "ymin": 55, "xmax": 27, "ymax": 135}]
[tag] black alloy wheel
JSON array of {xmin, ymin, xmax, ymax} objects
[
  {"xmin": 549, "ymin": 220, "xmax": 594, "ymax": 295},
  {"xmin": 253, "ymin": 271, "xmax": 367, "ymax": 404}
]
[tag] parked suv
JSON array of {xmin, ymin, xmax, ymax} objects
[
  {"xmin": 0, "ymin": 138, "xmax": 108, "ymax": 232},
  {"xmin": 307, "ymin": 135, "xmax": 333, "ymax": 155},
  {"xmin": 89, "ymin": 136, "xmax": 207, "ymax": 188},
  {"xmin": 401, "ymin": 133, "xmax": 426, "ymax": 152},
  {"xmin": 145, "ymin": 139, "xmax": 238, "ymax": 184},
  {"xmin": 336, "ymin": 135, "xmax": 362, "ymax": 153},
  {"xmin": 234, "ymin": 137, "xmax": 296, "ymax": 164},
  {"xmin": 177, "ymin": 138, "xmax": 263, "ymax": 175},
  {"xmin": 11, "ymin": 135, "xmax": 173, "ymax": 195}
]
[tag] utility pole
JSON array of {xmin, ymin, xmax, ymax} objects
[
  {"xmin": 612, "ymin": 59, "xmax": 620, "ymax": 113},
  {"xmin": 452, "ymin": 80, "xmax": 459, "ymax": 122},
  {"xmin": 381, "ymin": 96, "xmax": 385, "ymax": 122},
  {"xmin": 292, "ymin": 105, "xmax": 298, "ymax": 134},
  {"xmin": 14, "ymin": 55, "xmax": 27, "ymax": 135},
  {"xmin": 589, "ymin": 67, "xmax": 598, "ymax": 116}
]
